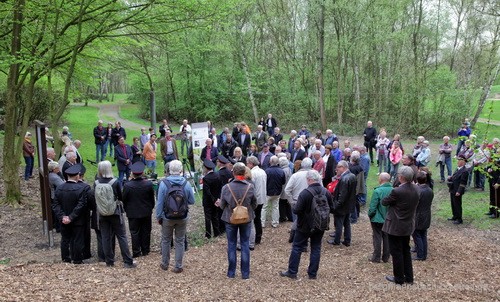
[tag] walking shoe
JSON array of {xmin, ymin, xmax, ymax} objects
[
  {"xmin": 341, "ymin": 241, "xmax": 350, "ymax": 247},
  {"xmin": 368, "ymin": 257, "xmax": 380, "ymax": 263},
  {"xmin": 173, "ymin": 267, "xmax": 183, "ymax": 273},
  {"xmin": 279, "ymin": 271, "xmax": 297, "ymax": 279},
  {"xmin": 124, "ymin": 263, "xmax": 137, "ymax": 269},
  {"xmin": 160, "ymin": 264, "xmax": 168, "ymax": 271},
  {"xmin": 327, "ymin": 239, "xmax": 340, "ymax": 245}
]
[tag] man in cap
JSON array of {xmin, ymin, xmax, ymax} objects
[
  {"xmin": 217, "ymin": 155, "xmax": 233, "ymax": 185},
  {"xmin": 52, "ymin": 164, "xmax": 88, "ymax": 264},
  {"xmin": 201, "ymin": 159, "xmax": 223, "ymax": 238},
  {"xmin": 123, "ymin": 161, "xmax": 155, "ymax": 257},
  {"xmin": 75, "ymin": 164, "xmax": 93, "ymax": 260},
  {"xmin": 447, "ymin": 156, "xmax": 469, "ymax": 224}
]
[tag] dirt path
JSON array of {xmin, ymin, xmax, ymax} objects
[
  {"xmin": 93, "ymin": 103, "xmax": 147, "ymax": 130},
  {"xmin": 477, "ymin": 117, "xmax": 500, "ymax": 126}
]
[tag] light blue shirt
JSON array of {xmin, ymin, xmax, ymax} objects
[{"xmin": 156, "ymin": 175, "xmax": 195, "ymax": 220}]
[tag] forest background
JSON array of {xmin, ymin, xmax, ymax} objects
[{"xmin": 0, "ymin": 0, "xmax": 499, "ymax": 204}]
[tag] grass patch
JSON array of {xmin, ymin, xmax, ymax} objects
[
  {"xmin": 473, "ymin": 122, "xmax": 500, "ymax": 141},
  {"xmin": 490, "ymin": 85, "xmax": 500, "ymax": 95},
  {"xmin": 480, "ymin": 100, "xmax": 500, "ymax": 121},
  {"xmin": 119, "ymin": 103, "xmax": 150, "ymax": 127}
]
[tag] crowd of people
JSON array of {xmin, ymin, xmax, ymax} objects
[{"xmin": 43, "ymin": 114, "xmax": 500, "ymax": 283}]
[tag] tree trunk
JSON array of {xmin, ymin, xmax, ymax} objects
[
  {"xmin": 316, "ymin": 0, "xmax": 326, "ymax": 131},
  {"xmin": 239, "ymin": 31, "xmax": 259, "ymax": 124},
  {"xmin": 3, "ymin": 0, "xmax": 25, "ymax": 205}
]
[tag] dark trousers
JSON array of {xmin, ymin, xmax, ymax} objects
[
  {"xmin": 489, "ymin": 180, "xmax": 499, "ymax": 217},
  {"xmin": 128, "ymin": 216, "xmax": 152, "ymax": 257},
  {"xmin": 474, "ymin": 170, "xmax": 485, "ymax": 189},
  {"xmin": 287, "ymin": 229, "xmax": 324, "ymax": 277},
  {"xmin": 253, "ymin": 204, "xmax": 263, "ymax": 244},
  {"xmin": 371, "ymin": 222, "xmax": 389, "ymax": 262},
  {"xmin": 450, "ymin": 193, "xmax": 463, "ymax": 222},
  {"xmin": 388, "ymin": 234, "xmax": 413, "ymax": 284},
  {"xmin": 333, "ymin": 214, "xmax": 351, "ymax": 245},
  {"xmin": 203, "ymin": 203, "xmax": 221, "ymax": 238},
  {"xmin": 412, "ymin": 229, "xmax": 428, "ymax": 260},
  {"xmin": 60, "ymin": 224, "xmax": 84, "ymax": 264},
  {"xmin": 94, "ymin": 228, "xmax": 115, "ymax": 262},
  {"xmin": 364, "ymin": 142, "xmax": 375, "ymax": 163},
  {"xmin": 279, "ymin": 198, "xmax": 293, "ymax": 222},
  {"xmin": 217, "ymin": 207, "xmax": 226, "ymax": 234},
  {"xmin": 100, "ymin": 215, "xmax": 133, "ymax": 265},
  {"xmin": 83, "ymin": 214, "xmax": 92, "ymax": 259}
]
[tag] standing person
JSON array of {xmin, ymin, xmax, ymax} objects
[
  {"xmin": 416, "ymin": 141, "xmax": 431, "ymax": 168},
  {"xmin": 367, "ymin": 173, "xmax": 392, "ymax": 263},
  {"xmin": 412, "ymin": 171, "xmax": 434, "ymax": 261},
  {"xmin": 253, "ymin": 125, "xmax": 268, "ymax": 151},
  {"xmin": 322, "ymin": 145, "xmax": 337, "ymax": 187},
  {"xmin": 48, "ymin": 161, "xmax": 65, "ymax": 232},
  {"xmin": 105, "ymin": 122, "xmax": 114, "ymax": 157},
  {"xmin": 258, "ymin": 117, "xmax": 266, "ymax": 132},
  {"xmin": 93, "ymin": 120, "xmax": 107, "ymax": 162},
  {"xmin": 218, "ymin": 163, "xmax": 257, "ymax": 279},
  {"xmin": 290, "ymin": 139, "xmax": 306, "ymax": 165},
  {"xmin": 287, "ymin": 130, "xmax": 297, "ymax": 154},
  {"xmin": 266, "ymin": 113, "xmax": 278, "ymax": 137},
  {"xmin": 122, "ymin": 162, "xmax": 155, "ymax": 258},
  {"xmin": 278, "ymin": 156, "xmax": 293, "ymax": 222},
  {"xmin": 389, "ymin": 141, "xmax": 403, "ymax": 180},
  {"xmin": 94, "ymin": 161, "xmax": 136, "ymax": 268},
  {"xmin": 328, "ymin": 160, "xmax": 357, "ymax": 247},
  {"xmin": 22, "ymin": 132, "xmax": 35, "ymax": 180},
  {"xmin": 382, "ymin": 166, "xmax": 419, "ymax": 285},
  {"xmin": 237, "ymin": 127, "xmax": 251, "ymax": 156},
  {"xmin": 111, "ymin": 121, "xmax": 126, "ymax": 147},
  {"xmin": 376, "ymin": 131, "xmax": 390, "ymax": 174},
  {"xmin": 280, "ymin": 170, "xmax": 333, "ymax": 279},
  {"xmin": 363, "ymin": 121, "xmax": 377, "ymax": 164},
  {"xmin": 201, "ymin": 159, "xmax": 223, "ymax": 238},
  {"xmin": 159, "ymin": 119, "xmax": 172, "ymax": 138},
  {"xmin": 200, "ymin": 138, "xmax": 218, "ymax": 164},
  {"xmin": 312, "ymin": 151, "xmax": 326, "ymax": 179},
  {"xmin": 447, "ymin": 156, "xmax": 470, "ymax": 224},
  {"xmin": 258, "ymin": 144, "xmax": 272, "ymax": 170},
  {"xmin": 262, "ymin": 156, "xmax": 286, "ymax": 228},
  {"xmin": 131, "ymin": 137, "xmax": 142, "ymax": 164},
  {"xmin": 220, "ymin": 135, "xmax": 238, "ymax": 159},
  {"xmin": 115, "ymin": 137, "xmax": 133, "ymax": 185},
  {"xmin": 246, "ymin": 156, "xmax": 267, "ymax": 247},
  {"xmin": 139, "ymin": 127, "xmax": 149, "ymax": 150},
  {"xmin": 438, "ymin": 136, "xmax": 453, "ymax": 182},
  {"xmin": 142, "ymin": 134, "xmax": 158, "ymax": 174},
  {"xmin": 52, "ymin": 165, "xmax": 88, "ymax": 264},
  {"xmin": 456, "ymin": 122, "xmax": 471, "ymax": 156},
  {"xmin": 156, "ymin": 160, "xmax": 195, "ymax": 273},
  {"xmin": 179, "ymin": 119, "xmax": 192, "ymax": 156},
  {"xmin": 159, "ymin": 130, "xmax": 179, "ymax": 165}
]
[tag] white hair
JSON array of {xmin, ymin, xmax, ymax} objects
[
  {"xmin": 301, "ymin": 157, "xmax": 313, "ymax": 169},
  {"xmin": 169, "ymin": 160, "xmax": 183, "ymax": 175},
  {"xmin": 306, "ymin": 170, "xmax": 322, "ymax": 183},
  {"xmin": 98, "ymin": 160, "xmax": 114, "ymax": 178}
]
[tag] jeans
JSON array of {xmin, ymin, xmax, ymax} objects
[
  {"xmin": 378, "ymin": 154, "xmax": 387, "ymax": 173},
  {"xmin": 99, "ymin": 215, "xmax": 133, "ymax": 265},
  {"xmin": 371, "ymin": 222, "xmax": 389, "ymax": 262},
  {"xmin": 456, "ymin": 140, "xmax": 465, "ymax": 156},
  {"xmin": 439, "ymin": 156, "xmax": 452, "ymax": 181},
  {"xmin": 388, "ymin": 234, "xmax": 413, "ymax": 284},
  {"xmin": 105, "ymin": 139, "xmax": 113, "ymax": 157},
  {"xmin": 390, "ymin": 163, "xmax": 399, "ymax": 180},
  {"xmin": 145, "ymin": 159, "xmax": 157, "ymax": 174},
  {"xmin": 262, "ymin": 195, "xmax": 280, "ymax": 227},
  {"xmin": 226, "ymin": 222, "xmax": 251, "ymax": 279},
  {"xmin": 161, "ymin": 218, "xmax": 187, "ymax": 269},
  {"xmin": 333, "ymin": 214, "xmax": 351, "ymax": 244},
  {"xmin": 412, "ymin": 229, "xmax": 428, "ymax": 260},
  {"xmin": 118, "ymin": 168, "xmax": 131, "ymax": 187},
  {"xmin": 163, "ymin": 154, "xmax": 176, "ymax": 165},
  {"xmin": 287, "ymin": 229, "xmax": 324, "ymax": 277},
  {"xmin": 267, "ymin": 127, "xmax": 274, "ymax": 137},
  {"xmin": 96, "ymin": 143, "xmax": 106, "ymax": 162},
  {"xmin": 24, "ymin": 156, "xmax": 34, "ymax": 180},
  {"xmin": 128, "ymin": 217, "xmax": 152, "ymax": 257}
]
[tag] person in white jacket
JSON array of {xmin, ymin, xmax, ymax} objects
[
  {"xmin": 416, "ymin": 141, "xmax": 431, "ymax": 167},
  {"xmin": 246, "ymin": 156, "xmax": 267, "ymax": 248}
]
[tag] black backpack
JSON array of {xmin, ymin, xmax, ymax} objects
[
  {"xmin": 162, "ymin": 179, "xmax": 189, "ymax": 219},
  {"xmin": 306, "ymin": 187, "xmax": 330, "ymax": 232}
]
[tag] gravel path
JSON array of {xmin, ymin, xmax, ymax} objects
[{"xmin": 93, "ymin": 103, "xmax": 147, "ymax": 130}]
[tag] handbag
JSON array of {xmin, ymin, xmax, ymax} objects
[{"xmin": 228, "ymin": 184, "xmax": 251, "ymax": 225}]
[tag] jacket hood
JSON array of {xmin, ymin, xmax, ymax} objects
[{"xmin": 165, "ymin": 175, "xmax": 187, "ymax": 185}]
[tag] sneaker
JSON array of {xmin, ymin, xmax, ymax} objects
[
  {"xmin": 124, "ymin": 263, "xmax": 137, "ymax": 269},
  {"xmin": 279, "ymin": 271, "xmax": 297, "ymax": 279},
  {"xmin": 160, "ymin": 263, "xmax": 168, "ymax": 271},
  {"xmin": 173, "ymin": 267, "xmax": 183, "ymax": 273}
]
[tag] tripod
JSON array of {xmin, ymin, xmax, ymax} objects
[{"xmin": 182, "ymin": 158, "xmax": 199, "ymax": 194}]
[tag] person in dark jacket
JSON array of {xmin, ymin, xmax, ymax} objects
[
  {"xmin": 75, "ymin": 165, "xmax": 93, "ymax": 260},
  {"xmin": 201, "ymin": 159, "xmax": 223, "ymax": 239},
  {"xmin": 265, "ymin": 113, "xmax": 278, "ymax": 136},
  {"xmin": 328, "ymin": 160, "xmax": 357, "ymax": 246},
  {"xmin": 122, "ymin": 162, "xmax": 155, "ymax": 257},
  {"xmin": 382, "ymin": 166, "xmax": 419, "ymax": 285},
  {"xmin": 114, "ymin": 136, "xmax": 133, "ymax": 185},
  {"xmin": 200, "ymin": 138, "xmax": 218, "ymax": 164},
  {"xmin": 52, "ymin": 164, "xmax": 88, "ymax": 264},
  {"xmin": 412, "ymin": 171, "xmax": 434, "ymax": 261},
  {"xmin": 322, "ymin": 145, "xmax": 337, "ymax": 187},
  {"xmin": 363, "ymin": 120, "xmax": 377, "ymax": 164},
  {"xmin": 280, "ymin": 170, "xmax": 333, "ymax": 279},
  {"xmin": 93, "ymin": 120, "xmax": 107, "ymax": 162},
  {"xmin": 111, "ymin": 121, "xmax": 126, "ymax": 146},
  {"xmin": 95, "ymin": 160, "xmax": 135, "ymax": 268},
  {"xmin": 220, "ymin": 135, "xmax": 239, "ymax": 159},
  {"xmin": 262, "ymin": 156, "xmax": 286, "ymax": 228},
  {"xmin": 447, "ymin": 156, "xmax": 469, "ymax": 224}
]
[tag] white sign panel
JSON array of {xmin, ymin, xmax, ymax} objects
[{"xmin": 191, "ymin": 122, "xmax": 209, "ymax": 150}]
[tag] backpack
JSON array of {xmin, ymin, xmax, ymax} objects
[
  {"xmin": 228, "ymin": 184, "xmax": 251, "ymax": 225},
  {"xmin": 94, "ymin": 178, "xmax": 118, "ymax": 216},
  {"xmin": 306, "ymin": 187, "xmax": 330, "ymax": 232},
  {"xmin": 162, "ymin": 179, "xmax": 189, "ymax": 219}
]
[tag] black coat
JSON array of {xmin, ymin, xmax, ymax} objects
[
  {"xmin": 202, "ymin": 171, "xmax": 222, "ymax": 207},
  {"xmin": 52, "ymin": 181, "xmax": 88, "ymax": 226},
  {"xmin": 448, "ymin": 166, "xmax": 469, "ymax": 195},
  {"xmin": 382, "ymin": 182, "xmax": 420, "ymax": 236},
  {"xmin": 332, "ymin": 170, "xmax": 357, "ymax": 216},
  {"xmin": 93, "ymin": 126, "xmax": 107, "ymax": 145},
  {"xmin": 294, "ymin": 183, "xmax": 333, "ymax": 234},
  {"xmin": 272, "ymin": 133, "xmax": 283, "ymax": 143},
  {"xmin": 237, "ymin": 133, "xmax": 251, "ymax": 155},
  {"xmin": 62, "ymin": 161, "xmax": 75, "ymax": 181},
  {"xmin": 218, "ymin": 167, "xmax": 233, "ymax": 186},
  {"xmin": 122, "ymin": 177, "xmax": 155, "ymax": 218},
  {"xmin": 220, "ymin": 140, "xmax": 239, "ymax": 158},
  {"xmin": 363, "ymin": 127, "xmax": 377, "ymax": 144},
  {"xmin": 415, "ymin": 184, "xmax": 433, "ymax": 230},
  {"xmin": 323, "ymin": 155, "xmax": 338, "ymax": 187},
  {"xmin": 258, "ymin": 152, "xmax": 272, "ymax": 170},
  {"xmin": 290, "ymin": 148, "xmax": 306, "ymax": 163},
  {"xmin": 115, "ymin": 144, "xmax": 133, "ymax": 172},
  {"xmin": 111, "ymin": 127, "xmax": 126, "ymax": 146},
  {"xmin": 265, "ymin": 165, "xmax": 286, "ymax": 196},
  {"xmin": 200, "ymin": 146, "xmax": 218, "ymax": 163}
]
